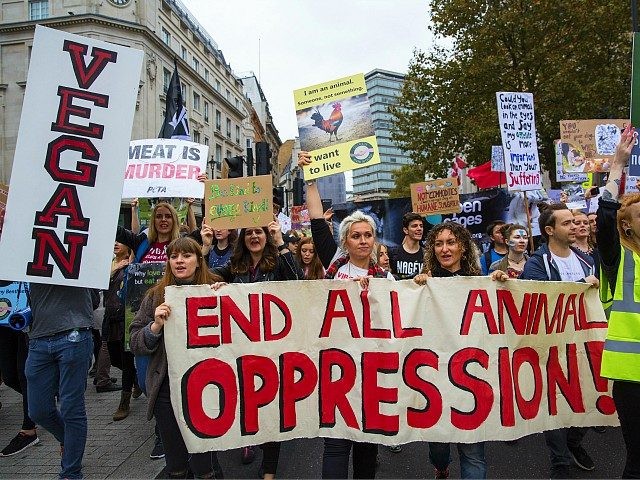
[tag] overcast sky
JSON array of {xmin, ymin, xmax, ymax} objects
[{"xmin": 181, "ymin": 0, "xmax": 433, "ymax": 140}]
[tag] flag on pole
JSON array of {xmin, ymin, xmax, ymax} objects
[
  {"xmin": 159, "ymin": 60, "xmax": 190, "ymax": 140},
  {"xmin": 447, "ymin": 154, "xmax": 468, "ymax": 184}
]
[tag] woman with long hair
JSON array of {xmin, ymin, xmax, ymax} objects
[
  {"xmin": 597, "ymin": 126, "xmax": 640, "ymax": 478},
  {"xmin": 375, "ymin": 242, "xmax": 391, "ymax": 272},
  {"xmin": 203, "ymin": 219, "xmax": 303, "ymax": 480},
  {"xmin": 296, "ymin": 237, "xmax": 325, "ymax": 280},
  {"xmin": 130, "ymin": 237, "xmax": 224, "ymax": 479},
  {"xmin": 414, "ymin": 221, "xmax": 489, "ymax": 479},
  {"xmin": 489, "ymin": 223, "xmax": 529, "ymax": 278}
]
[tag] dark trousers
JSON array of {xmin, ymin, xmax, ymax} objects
[
  {"xmin": 106, "ymin": 322, "xmax": 136, "ymax": 392},
  {"xmin": 613, "ymin": 380, "xmax": 640, "ymax": 478},
  {"xmin": 260, "ymin": 442, "xmax": 281, "ymax": 475},
  {"xmin": 154, "ymin": 377, "xmax": 222, "ymax": 478},
  {"xmin": 0, "ymin": 327, "xmax": 36, "ymax": 430},
  {"xmin": 322, "ymin": 438, "xmax": 377, "ymax": 479}
]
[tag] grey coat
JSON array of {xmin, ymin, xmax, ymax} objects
[{"xmin": 129, "ymin": 292, "xmax": 166, "ymax": 420}]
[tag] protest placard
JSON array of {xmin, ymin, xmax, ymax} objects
[
  {"xmin": 0, "ymin": 26, "xmax": 143, "ymax": 288},
  {"xmin": 559, "ymin": 119, "xmax": 628, "ymax": 173},
  {"xmin": 0, "ymin": 282, "xmax": 30, "ymax": 328},
  {"xmin": 123, "ymin": 262, "xmax": 165, "ymax": 350},
  {"xmin": 496, "ymin": 92, "xmax": 542, "ymax": 191},
  {"xmin": 554, "ymin": 140, "xmax": 589, "ymax": 183},
  {"xmin": 491, "ymin": 145, "xmax": 505, "ymax": 172},
  {"xmin": 203, "ymin": 175, "xmax": 272, "ymax": 230},
  {"xmin": 123, "ymin": 139, "xmax": 207, "ymax": 198},
  {"xmin": 410, "ymin": 178, "xmax": 461, "ymax": 215},
  {"xmin": 294, "ymin": 74, "xmax": 380, "ymax": 181},
  {"xmin": 163, "ymin": 278, "xmax": 616, "ymax": 452}
]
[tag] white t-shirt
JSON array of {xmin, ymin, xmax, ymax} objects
[
  {"xmin": 335, "ymin": 262, "xmax": 394, "ymax": 280},
  {"xmin": 550, "ymin": 251, "xmax": 585, "ymax": 282}
]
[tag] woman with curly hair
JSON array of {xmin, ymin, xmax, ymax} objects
[
  {"xmin": 414, "ymin": 221, "xmax": 488, "ymax": 479},
  {"xmin": 297, "ymin": 236, "xmax": 325, "ymax": 280}
]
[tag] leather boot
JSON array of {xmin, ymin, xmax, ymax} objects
[{"xmin": 113, "ymin": 391, "xmax": 132, "ymax": 421}]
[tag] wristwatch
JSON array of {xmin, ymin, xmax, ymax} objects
[{"xmin": 305, "ymin": 179, "xmax": 316, "ymax": 186}]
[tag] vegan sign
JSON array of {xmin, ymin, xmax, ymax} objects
[
  {"xmin": 559, "ymin": 119, "xmax": 627, "ymax": 173},
  {"xmin": 294, "ymin": 73, "xmax": 380, "ymax": 181},
  {"xmin": 496, "ymin": 92, "xmax": 542, "ymax": 191},
  {"xmin": 123, "ymin": 139, "xmax": 207, "ymax": 198},
  {"xmin": 0, "ymin": 26, "xmax": 143, "ymax": 288},
  {"xmin": 203, "ymin": 175, "xmax": 272, "ymax": 229},
  {"xmin": 410, "ymin": 178, "xmax": 461, "ymax": 215},
  {"xmin": 164, "ymin": 278, "xmax": 616, "ymax": 452}
]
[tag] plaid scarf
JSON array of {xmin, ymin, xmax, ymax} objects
[{"xmin": 324, "ymin": 255, "xmax": 387, "ymax": 279}]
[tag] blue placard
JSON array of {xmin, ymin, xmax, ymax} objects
[
  {"xmin": 629, "ymin": 128, "xmax": 640, "ymax": 176},
  {"xmin": 0, "ymin": 282, "xmax": 30, "ymax": 327}
]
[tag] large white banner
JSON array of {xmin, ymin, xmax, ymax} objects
[
  {"xmin": 123, "ymin": 139, "xmax": 207, "ymax": 198},
  {"xmin": 164, "ymin": 278, "xmax": 618, "ymax": 453},
  {"xmin": 496, "ymin": 92, "xmax": 542, "ymax": 191},
  {"xmin": 0, "ymin": 26, "xmax": 143, "ymax": 288}
]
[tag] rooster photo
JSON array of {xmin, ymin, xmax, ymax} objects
[{"xmin": 296, "ymin": 93, "xmax": 375, "ymax": 151}]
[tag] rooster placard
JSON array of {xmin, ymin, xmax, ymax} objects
[{"xmin": 294, "ymin": 73, "xmax": 380, "ymax": 181}]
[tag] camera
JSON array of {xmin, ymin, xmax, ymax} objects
[{"xmin": 9, "ymin": 307, "xmax": 32, "ymax": 331}]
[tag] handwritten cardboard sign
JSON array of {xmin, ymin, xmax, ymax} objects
[
  {"xmin": 0, "ymin": 26, "xmax": 143, "ymax": 288},
  {"xmin": 410, "ymin": 178, "xmax": 461, "ymax": 215},
  {"xmin": 123, "ymin": 139, "xmax": 207, "ymax": 198},
  {"xmin": 554, "ymin": 140, "xmax": 589, "ymax": 183},
  {"xmin": 496, "ymin": 92, "xmax": 542, "ymax": 191},
  {"xmin": 163, "ymin": 277, "xmax": 616, "ymax": 452},
  {"xmin": 491, "ymin": 145, "xmax": 505, "ymax": 172},
  {"xmin": 559, "ymin": 119, "xmax": 627, "ymax": 173},
  {"xmin": 203, "ymin": 175, "xmax": 272, "ymax": 229},
  {"xmin": 294, "ymin": 73, "xmax": 381, "ymax": 181}
]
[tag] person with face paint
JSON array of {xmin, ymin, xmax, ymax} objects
[{"xmin": 489, "ymin": 224, "xmax": 529, "ymax": 278}]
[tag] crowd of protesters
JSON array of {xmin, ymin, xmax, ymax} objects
[{"xmin": 0, "ymin": 132, "xmax": 638, "ymax": 480}]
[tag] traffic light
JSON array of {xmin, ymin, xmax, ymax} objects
[
  {"xmin": 246, "ymin": 146, "xmax": 254, "ymax": 176},
  {"xmin": 273, "ymin": 186, "xmax": 285, "ymax": 208},
  {"xmin": 225, "ymin": 156, "xmax": 244, "ymax": 178},
  {"xmin": 255, "ymin": 141, "xmax": 272, "ymax": 176},
  {"xmin": 293, "ymin": 177, "xmax": 305, "ymax": 206}
]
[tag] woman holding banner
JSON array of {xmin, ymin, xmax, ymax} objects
[
  {"xmin": 414, "ymin": 222, "xmax": 491, "ymax": 479},
  {"xmin": 130, "ymin": 237, "xmax": 224, "ymax": 479},
  {"xmin": 597, "ymin": 125, "xmax": 640, "ymax": 478},
  {"xmin": 298, "ymin": 150, "xmax": 394, "ymax": 479},
  {"xmin": 203, "ymin": 218, "xmax": 303, "ymax": 480}
]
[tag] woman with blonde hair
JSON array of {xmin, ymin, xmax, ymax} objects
[{"xmin": 597, "ymin": 126, "xmax": 640, "ymax": 478}]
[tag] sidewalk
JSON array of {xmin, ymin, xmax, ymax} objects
[{"xmin": 0, "ymin": 380, "xmax": 163, "ymax": 479}]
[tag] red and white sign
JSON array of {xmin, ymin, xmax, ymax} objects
[
  {"xmin": 0, "ymin": 26, "xmax": 143, "ymax": 288},
  {"xmin": 164, "ymin": 277, "xmax": 616, "ymax": 453},
  {"xmin": 123, "ymin": 139, "xmax": 207, "ymax": 198}
]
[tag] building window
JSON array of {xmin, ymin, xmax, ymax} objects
[
  {"xmin": 226, "ymin": 119, "xmax": 231, "ymax": 138},
  {"xmin": 161, "ymin": 27, "xmax": 171, "ymax": 47},
  {"xmin": 204, "ymin": 137, "xmax": 209, "ymax": 146},
  {"xmin": 181, "ymin": 46, "xmax": 187, "ymax": 61},
  {"xmin": 193, "ymin": 92, "xmax": 200, "ymax": 111},
  {"xmin": 215, "ymin": 79, "xmax": 221, "ymax": 91},
  {"xmin": 226, "ymin": 89, "xmax": 230, "ymax": 101},
  {"xmin": 192, "ymin": 57, "xmax": 199, "ymax": 73},
  {"xmin": 193, "ymin": 130, "xmax": 200, "ymax": 143},
  {"xmin": 215, "ymin": 110, "xmax": 221, "ymax": 131},
  {"xmin": 235, "ymin": 97, "xmax": 240, "ymax": 109},
  {"xmin": 235, "ymin": 125, "xmax": 240, "ymax": 144},
  {"xmin": 204, "ymin": 102, "xmax": 209, "ymax": 123},
  {"xmin": 215, "ymin": 144, "xmax": 222, "ymax": 164},
  {"xmin": 204, "ymin": 68, "xmax": 209, "ymax": 82},
  {"xmin": 226, "ymin": 149, "xmax": 231, "ymax": 160},
  {"xmin": 162, "ymin": 68, "xmax": 171, "ymax": 93},
  {"xmin": 29, "ymin": 0, "xmax": 48, "ymax": 20},
  {"xmin": 180, "ymin": 83, "xmax": 186, "ymax": 102}
]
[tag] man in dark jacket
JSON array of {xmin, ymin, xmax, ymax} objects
[{"xmin": 521, "ymin": 203, "xmax": 599, "ymax": 479}]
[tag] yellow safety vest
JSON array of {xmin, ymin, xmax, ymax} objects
[
  {"xmin": 599, "ymin": 268, "xmax": 613, "ymax": 319},
  {"xmin": 601, "ymin": 247, "xmax": 640, "ymax": 382}
]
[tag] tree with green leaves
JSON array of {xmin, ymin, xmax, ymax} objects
[{"xmin": 390, "ymin": 1, "xmax": 632, "ymax": 197}]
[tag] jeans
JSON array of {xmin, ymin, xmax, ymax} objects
[
  {"xmin": 322, "ymin": 438, "xmax": 377, "ymax": 478},
  {"xmin": 154, "ymin": 376, "xmax": 222, "ymax": 478},
  {"xmin": 135, "ymin": 354, "xmax": 150, "ymax": 395},
  {"xmin": 0, "ymin": 327, "xmax": 35, "ymax": 430},
  {"xmin": 613, "ymin": 380, "xmax": 640, "ymax": 478},
  {"xmin": 25, "ymin": 329, "xmax": 93, "ymax": 479},
  {"xmin": 544, "ymin": 427, "xmax": 586, "ymax": 467},
  {"xmin": 429, "ymin": 442, "xmax": 487, "ymax": 479}
]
